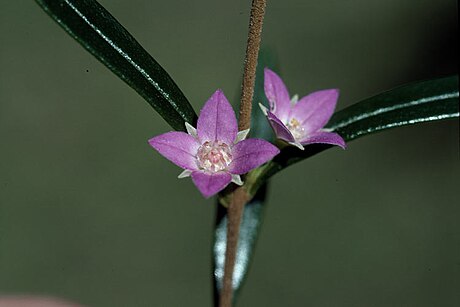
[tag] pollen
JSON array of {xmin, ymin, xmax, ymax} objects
[
  {"xmin": 286, "ymin": 118, "xmax": 305, "ymax": 140},
  {"xmin": 197, "ymin": 141, "xmax": 232, "ymax": 172}
]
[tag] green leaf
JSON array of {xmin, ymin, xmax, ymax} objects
[
  {"xmin": 245, "ymin": 75, "xmax": 459, "ymax": 195},
  {"xmin": 328, "ymin": 75, "xmax": 459, "ymax": 141},
  {"xmin": 35, "ymin": 0, "xmax": 197, "ymax": 131}
]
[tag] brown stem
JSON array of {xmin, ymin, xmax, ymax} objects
[
  {"xmin": 219, "ymin": 1, "xmax": 266, "ymax": 306},
  {"xmin": 219, "ymin": 188, "xmax": 249, "ymax": 307},
  {"xmin": 238, "ymin": 0, "xmax": 267, "ymax": 131}
]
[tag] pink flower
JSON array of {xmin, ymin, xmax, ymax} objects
[
  {"xmin": 149, "ymin": 90, "xmax": 280, "ymax": 198},
  {"xmin": 260, "ymin": 68, "xmax": 346, "ymax": 150}
]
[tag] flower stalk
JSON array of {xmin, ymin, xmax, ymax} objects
[
  {"xmin": 238, "ymin": 0, "xmax": 267, "ymax": 131},
  {"xmin": 219, "ymin": 0, "xmax": 267, "ymax": 306}
]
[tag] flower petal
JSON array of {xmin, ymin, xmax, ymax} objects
[
  {"xmin": 191, "ymin": 171, "xmax": 232, "ymax": 198},
  {"xmin": 293, "ymin": 89, "xmax": 339, "ymax": 134},
  {"xmin": 148, "ymin": 132, "xmax": 200, "ymax": 170},
  {"xmin": 299, "ymin": 131, "xmax": 346, "ymax": 149},
  {"xmin": 229, "ymin": 138, "xmax": 280, "ymax": 175},
  {"xmin": 264, "ymin": 68, "xmax": 291, "ymax": 122},
  {"xmin": 197, "ymin": 89, "xmax": 237, "ymax": 144},
  {"xmin": 267, "ymin": 111, "xmax": 296, "ymax": 143}
]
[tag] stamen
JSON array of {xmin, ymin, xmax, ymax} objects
[
  {"xmin": 286, "ymin": 117, "xmax": 306, "ymax": 140},
  {"xmin": 197, "ymin": 141, "xmax": 232, "ymax": 172}
]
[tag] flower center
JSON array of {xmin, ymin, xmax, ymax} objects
[
  {"xmin": 286, "ymin": 118, "xmax": 305, "ymax": 140},
  {"xmin": 197, "ymin": 141, "xmax": 232, "ymax": 172}
]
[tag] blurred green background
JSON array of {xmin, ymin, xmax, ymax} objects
[{"xmin": 1, "ymin": 0, "xmax": 459, "ymax": 306}]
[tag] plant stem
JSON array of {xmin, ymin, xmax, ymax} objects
[
  {"xmin": 238, "ymin": 0, "xmax": 266, "ymax": 131},
  {"xmin": 219, "ymin": 188, "xmax": 249, "ymax": 307},
  {"xmin": 219, "ymin": 1, "xmax": 266, "ymax": 306}
]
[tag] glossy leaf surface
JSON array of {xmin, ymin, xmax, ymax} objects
[
  {"xmin": 328, "ymin": 75, "xmax": 459, "ymax": 140},
  {"xmin": 35, "ymin": 0, "xmax": 197, "ymax": 130}
]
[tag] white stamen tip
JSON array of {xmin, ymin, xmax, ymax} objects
[
  {"xmin": 231, "ymin": 174, "xmax": 243, "ymax": 186},
  {"xmin": 185, "ymin": 122, "xmax": 197, "ymax": 138},
  {"xmin": 178, "ymin": 169, "xmax": 192, "ymax": 178},
  {"xmin": 235, "ymin": 129, "xmax": 250, "ymax": 143},
  {"xmin": 258, "ymin": 102, "xmax": 268, "ymax": 116}
]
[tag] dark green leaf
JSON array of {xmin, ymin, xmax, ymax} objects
[
  {"xmin": 245, "ymin": 75, "xmax": 459, "ymax": 197},
  {"xmin": 35, "ymin": 0, "xmax": 197, "ymax": 130},
  {"xmin": 328, "ymin": 75, "xmax": 459, "ymax": 141}
]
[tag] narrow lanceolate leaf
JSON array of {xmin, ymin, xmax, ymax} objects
[
  {"xmin": 246, "ymin": 75, "xmax": 459, "ymax": 196},
  {"xmin": 327, "ymin": 75, "xmax": 459, "ymax": 140},
  {"xmin": 35, "ymin": 0, "xmax": 197, "ymax": 130}
]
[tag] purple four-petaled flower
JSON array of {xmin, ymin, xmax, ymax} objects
[
  {"xmin": 149, "ymin": 89, "xmax": 280, "ymax": 198},
  {"xmin": 260, "ymin": 68, "xmax": 346, "ymax": 150}
]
